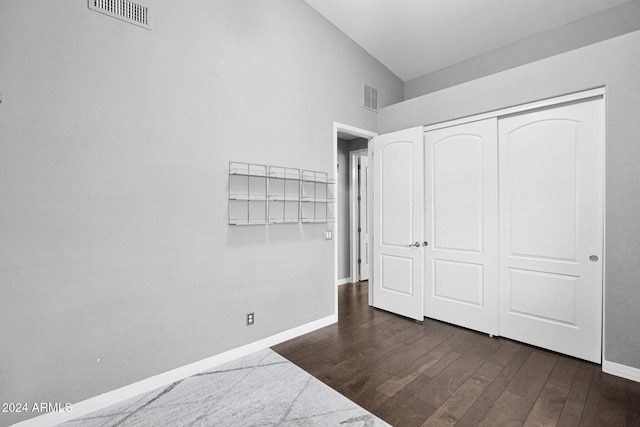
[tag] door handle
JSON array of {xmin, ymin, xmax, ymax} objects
[
  {"xmin": 423, "ymin": 241, "xmax": 428, "ymax": 247},
  {"xmin": 409, "ymin": 242, "xmax": 421, "ymax": 248}
]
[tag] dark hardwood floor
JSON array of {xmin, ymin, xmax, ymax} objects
[{"xmin": 272, "ymin": 281, "xmax": 640, "ymax": 427}]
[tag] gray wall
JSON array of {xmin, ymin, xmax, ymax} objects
[
  {"xmin": 379, "ymin": 29, "xmax": 640, "ymax": 371},
  {"xmin": 349, "ymin": 138, "xmax": 369, "ymax": 153},
  {"xmin": 405, "ymin": 0, "xmax": 640, "ymax": 99},
  {"xmin": 0, "ymin": 1, "xmax": 403, "ymax": 424},
  {"xmin": 337, "ymin": 138, "xmax": 351, "ymax": 281}
]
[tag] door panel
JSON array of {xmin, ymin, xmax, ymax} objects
[
  {"xmin": 499, "ymin": 98, "xmax": 604, "ymax": 363},
  {"xmin": 508, "ymin": 269, "xmax": 577, "ymax": 325},
  {"xmin": 381, "ymin": 255, "xmax": 414, "ymax": 295},
  {"xmin": 372, "ymin": 127, "xmax": 424, "ymax": 320},
  {"xmin": 433, "ymin": 134, "xmax": 483, "ymax": 252},
  {"xmin": 424, "ymin": 119, "xmax": 499, "ymax": 335},
  {"xmin": 381, "ymin": 142, "xmax": 413, "ymax": 246},
  {"xmin": 433, "ymin": 260, "xmax": 483, "ymax": 306},
  {"xmin": 508, "ymin": 120, "xmax": 578, "ymax": 260}
]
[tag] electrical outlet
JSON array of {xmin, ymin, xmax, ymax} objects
[
  {"xmin": 246, "ymin": 312, "xmax": 254, "ymax": 326},
  {"xmin": 325, "ymin": 230, "xmax": 332, "ymax": 240}
]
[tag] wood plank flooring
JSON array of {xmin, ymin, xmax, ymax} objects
[{"xmin": 272, "ymin": 282, "xmax": 640, "ymax": 427}]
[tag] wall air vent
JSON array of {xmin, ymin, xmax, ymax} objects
[
  {"xmin": 88, "ymin": 0, "xmax": 152, "ymax": 30},
  {"xmin": 363, "ymin": 84, "xmax": 378, "ymax": 112}
]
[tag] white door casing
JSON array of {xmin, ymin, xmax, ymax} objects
[
  {"xmin": 372, "ymin": 127, "xmax": 424, "ymax": 321},
  {"xmin": 359, "ymin": 155, "xmax": 370, "ymax": 281},
  {"xmin": 423, "ymin": 118, "xmax": 500, "ymax": 336},
  {"xmin": 498, "ymin": 98, "xmax": 604, "ymax": 363}
]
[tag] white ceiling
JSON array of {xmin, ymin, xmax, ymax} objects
[{"xmin": 303, "ymin": 0, "xmax": 631, "ymax": 81}]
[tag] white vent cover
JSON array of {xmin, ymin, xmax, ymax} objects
[
  {"xmin": 88, "ymin": 0, "xmax": 152, "ymax": 30},
  {"xmin": 363, "ymin": 84, "xmax": 378, "ymax": 112}
]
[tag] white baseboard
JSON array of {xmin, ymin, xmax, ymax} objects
[
  {"xmin": 13, "ymin": 314, "xmax": 337, "ymax": 427},
  {"xmin": 602, "ymin": 359, "xmax": 640, "ymax": 383},
  {"xmin": 337, "ymin": 277, "xmax": 352, "ymax": 286}
]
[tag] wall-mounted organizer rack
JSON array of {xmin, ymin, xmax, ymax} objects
[
  {"xmin": 228, "ymin": 161, "xmax": 335, "ymax": 225},
  {"xmin": 301, "ymin": 170, "xmax": 335, "ymax": 223},
  {"xmin": 228, "ymin": 162, "xmax": 268, "ymax": 225},
  {"xmin": 268, "ymin": 166, "xmax": 301, "ymax": 224}
]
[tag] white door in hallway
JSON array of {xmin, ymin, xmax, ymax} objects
[
  {"xmin": 371, "ymin": 127, "xmax": 424, "ymax": 321},
  {"xmin": 358, "ymin": 155, "xmax": 370, "ymax": 281},
  {"xmin": 498, "ymin": 98, "xmax": 604, "ymax": 363},
  {"xmin": 423, "ymin": 118, "xmax": 500, "ymax": 335}
]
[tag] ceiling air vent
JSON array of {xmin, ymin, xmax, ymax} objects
[
  {"xmin": 363, "ymin": 84, "xmax": 378, "ymax": 112},
  {"xmin": 88, "ymin": 0, "xmax": 152, "ymax": 30}
]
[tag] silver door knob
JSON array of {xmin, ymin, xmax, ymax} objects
[
  {"xmin": 423, "ymin": 241, "xmax": 428, "ymax": 247},
  {"xmin": 589, "ymin": 255, "xmax": 599, "ymax": 262},
  {"xmin": 409, "ymin": 242, "xmax": 421, "ymax": 247}
]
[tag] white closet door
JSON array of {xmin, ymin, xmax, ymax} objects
[
  {"xmin": 371, "ymin": 127, "xmax": 424, "ymax": 321},
  {"xmin": 498, "ymin": 98, "xmax": 604, "ymax": 363},
  {"xmin": 424, "ymin": 119, "xmax": 499, "ymax": 335},
  {"xmin": 359, "ymin": 155, "xmax": 370, "ymax": 281}
]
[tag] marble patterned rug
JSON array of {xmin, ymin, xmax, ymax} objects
[{"xmin": 60, "ymin": 348, "xmax": 389, "ymax": 426}]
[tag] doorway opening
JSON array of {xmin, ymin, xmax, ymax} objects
[{"xmin": 332, "ymin": 123, "xmax": 376, "ymax": 311}]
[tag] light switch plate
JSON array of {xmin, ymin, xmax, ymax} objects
[{"xmin": 325, "ymin": 230, "xmax": 332, "ymax": 240}]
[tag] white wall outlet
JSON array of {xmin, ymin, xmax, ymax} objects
[
  {"xmin": 325, "ymin": 230, "xmax": 332, "ymax": 240},
  {"xmin": 246, "ymin": 312, "xmax": 254, "ymax": 326}
]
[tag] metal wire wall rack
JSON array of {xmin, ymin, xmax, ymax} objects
[
  {"xmin": 301, "ymin": 170, "xmax": 336, "ymax": 223},
  {"xmin": 268, "ymin": 166, "xmax": 301, "ymax": 224},
  {"xmin": 228, "ymin": 162, "xmax": 268, "ymax": 225},
  {"xmin": 228, "ymin": 161, "xmax": 335, "ymax": 225}
]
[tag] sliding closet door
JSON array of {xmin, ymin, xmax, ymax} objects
[
  {"xmin": 498, "ymin": 98, "xmax": 604, "ymax": 363},
  {"xmin": 424, "ymin": 119, "xmax": 499, "ymax": 335},
  {"xmin": 371, "ymin": 127, "xmax": 424, "ymax": 321}
]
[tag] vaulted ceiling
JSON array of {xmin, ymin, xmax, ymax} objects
[{"xmin": 303, "ymin": 0, "xmax": 632, "ymax": 81}]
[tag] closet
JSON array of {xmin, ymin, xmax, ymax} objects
[{"xmin": 371, "ymin": 93, "xmax": 604, "ymax": 363}]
